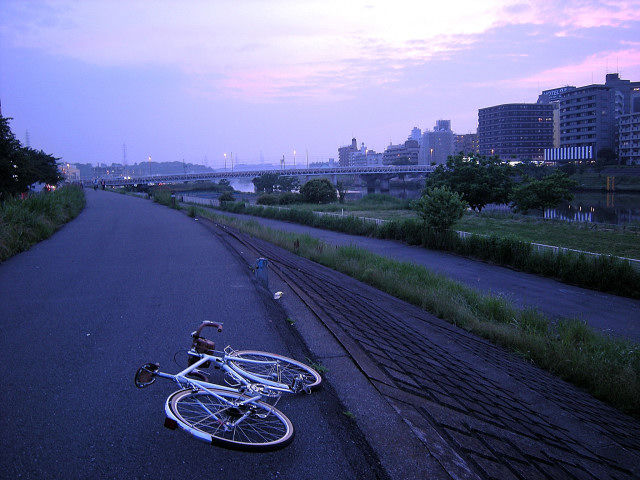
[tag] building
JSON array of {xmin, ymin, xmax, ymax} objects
[
  {"xmin": 60, "ymin": 163, "xmax": 80, "ymax": 181},
  {"xmin": 383, "ymin": 139, "xmax": 420, "ymax": 164},
  {"xmin": 619, "ymin": 88, "xmax": 640, "ymax": 165},
  {"xmin": 558, "ymin": 84, "xmax": 623, "ymax": 158},
  {"xmin": 338, "ymin": 138, "xmax": 359, "ymax": 167},
  {"xmin": 454, "ymin": 133, "xmax": 479, "ymax": 155},
  {"xmin": 478, "ymin": 103, "xmax": 554, "ymax": 161},
  {"xmin": 537, "ymin": 86, "xmax": 577, "ymax": 148},
  {"xmin": 350, "ymin": 147, "xmax": 384, "ymax": 166},
  {"xmin": 419, "ymin": 120, "xmax": 455, "ymax": 165},
  {"xmin": 543, "ymin": 74, "xmax": 639, "ymax": 162},
  {"xmin": 408, "ymin": 127, "xmax": 422, "ymax": 142}
]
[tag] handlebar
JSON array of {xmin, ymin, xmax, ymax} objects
[{"xmin": 192, "ymin": 321, "xmax": 223, "ymax": 338}]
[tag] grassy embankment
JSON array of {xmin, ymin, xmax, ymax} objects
[
  {"xmin": 184, "ymin": 204, "xmax": 640, "ymax": 417},
  {"xmin": 304, "ymin": 194, "xmax": 640, "ymax": 259},
  {"xmin": 0, "ymin": 185, "xmax": 86, "ymax": 262},
  {"xmin": 216, "ymin": 200, "xmax": 640, "ymax": 299},
  {"xmin": 319, "ymin": 208, "xmax": 640, "ymax": 260}
]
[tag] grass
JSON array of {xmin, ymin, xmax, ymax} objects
[
  {"xmin": 305, "ymin": 358, "xmax": 329, "ymax": 374},
  {"xmin": 217, "ymin": 201, "xmax": 640, "ymax": 299},
  {"xmin": 185, "ymin": 205, "xmax": 640, "ymax": 417},
  {"xmin": 307, "ymin": 206, "xmax": 640, "ymax": 260},
  {"xmin": 0, "ymin": 185, "xmax": 86, "ymax": 262}
]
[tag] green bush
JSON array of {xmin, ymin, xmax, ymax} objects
[
  {"xmin": 257, "ymin": 193, "xmax": 279, "ymax": 205},
  {"xmin": 412, "ymin": 186, "xmax": 467, "ymax": 231},
  {"xmin": 218, "ymin": 192, "xmax": 235, "ymax": 203},
  {"xmin": 278, "ymin": 192, "xmax": 302, "ymax": 205}
]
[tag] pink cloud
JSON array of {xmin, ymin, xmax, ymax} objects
[{"xmin": 512, "ymin": 48, "xmax": 640, "ymax": 89}]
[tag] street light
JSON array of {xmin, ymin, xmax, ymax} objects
[{"xmin": 293, "ymin": 149, "xmax": 296, "ymax": 168}]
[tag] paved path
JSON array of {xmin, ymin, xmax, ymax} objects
[
  {"xmin": 214, "ymin": 222, "xmax": 640, "ymax": 480},
  {"xmin": 0, "ymin": 190, "xmax": 383, "ymax": 480},
  {"xmin": 210, "ymin": 210, "xmax": 640, "ymax": 342}
]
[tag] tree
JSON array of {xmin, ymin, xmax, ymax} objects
[
  {"xmin": 426, "ymin": 153, "xmax": 512, "ymax": 212},
  {"xmin": 1, "ymin": 115, "xmax": 61, "ymax": 199},
  {"xmin": 300, "ymin": 178, "xmax": 337, "ymax": 204},
  {"xmin": 510, "ymin": 171, "xmax": 577, "ymax": 213},
  {"xmin": 252, "ymin": 173, "xmax": 299, "ymax": 193},
  {"xmin": 412, "ymin": 186, "xmax": 467, "ymax": 231}
]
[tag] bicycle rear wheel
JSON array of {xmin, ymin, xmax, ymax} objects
[
  {"xmin": 166, "ymin": 388, "xmax": 293, "ymax": 451},
  {"xmin": 229, "ymin": 351, "xmax": 322, "ymax": 392}
]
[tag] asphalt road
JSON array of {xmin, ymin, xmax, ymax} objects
[
  {"xmin": 210, "ymin": 209, "xmax": 640, "ymax": 342},
  {"xmin": 0, "ymin": 190, "xmax": 381, "ymax": 480}
]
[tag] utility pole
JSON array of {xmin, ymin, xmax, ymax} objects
[
  {"xmin": 25, "ymin": 130, "xmax": 30, "ymax": 148},
  {"xmin": 306, "ymin": 149, "xmax": 309, "ymax": 168},
  {"xmin": 281, "ymin": 155, "xmax": 285, "ymax": 170}
]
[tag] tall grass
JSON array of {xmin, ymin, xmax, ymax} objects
[
  {"xmin": 190, "ymin": 205, "xmax": 640, "ymax": 417},
  {"xmin": 0, "ymin": 185, "xmax": 86, "ymax": 261},
  {"xmin": 218, "ymin": 202, "xmax": 640, "ymax": 299},
  {"xmin": 151, "ymin": 188, "xmax": 178, "ymax": 209}
]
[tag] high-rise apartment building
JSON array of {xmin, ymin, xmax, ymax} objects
[
  {"xmin": 338, "ymin": 138, "xmax": 359, "ymax": 167},
  {"xmin": 408, "ymin": 127, "xmax": 422, "ymax": 142},
  {"xmin": 538, "ymin": 86, "xmax": 577, "ymax": 148},
  {"xmin": 478, "ymin": 104, "xmax": 554, "ymax": 161},
  {"xmin": 454, "ymin": 133, "xmax": 479, "ymax": 155},
  {"xmin": 383, "ymin": 139, "xmax": 420, "ymax": 164},
  {"xmin": 548, "ymin": 74, "xmax": 638, "ymax": 162},
  {"xmin": 619, "ymin": 87, "xmax": 640, "ymax": 165},
  {"xmin": 558, "ymin": 85, "xmax": 623, "ymax": 155},
  {"xmin": 419, "ymin": 120, "xmax": 455, "ymax": 165}
]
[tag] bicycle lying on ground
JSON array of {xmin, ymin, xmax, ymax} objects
[{"xmin": 135, "ymin": 321, "xmax": 322, "ymax": 451}]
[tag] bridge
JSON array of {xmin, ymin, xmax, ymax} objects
[{"xmin": 98, "ymin": 165, "xmax": 435, "ymax": 186}]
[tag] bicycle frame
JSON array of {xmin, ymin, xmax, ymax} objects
[
  {"xmin": 184, "ymin": 348, "xmax": 299, "ymax": 392},
  {"xmin": 157, "ymin": 354, "xmax": 285, "ymax": 442}
]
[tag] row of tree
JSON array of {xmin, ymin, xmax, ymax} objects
[
  {"xmin": 0, "ymin": 116, "xmax": 61, "ymax": 200},
  {"xmin": 426, "ymin": 154, "xmax": 576, "ymax": 214}
]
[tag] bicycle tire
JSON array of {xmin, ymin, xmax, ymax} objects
[
  {"xmin": 229, "ymin": 351, "xmax": 322, "ymax": 392},
  {"xmin": 166, "ymin": 388, "xmax": 294, "ymax": 451}
]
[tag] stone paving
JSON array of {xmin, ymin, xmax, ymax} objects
[{"xmin": 216, "ymin": 223, "xmax": 640, "ymax": 480}]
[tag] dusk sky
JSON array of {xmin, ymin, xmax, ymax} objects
[{"xmin": 1, "ymin": 0, "xmax": 639, "ymax": 168}]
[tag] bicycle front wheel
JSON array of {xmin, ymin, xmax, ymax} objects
[
  {"xmin": 166, "ymin": 389, "xmax": 294, "ymax": 451},
  {"xmin": 229, "ymin": 351, "xmax": 322, "ymax": 391}
]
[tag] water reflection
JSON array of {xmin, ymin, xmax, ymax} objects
[{"xmin": 545, "ymin": 192, "xmax": 640, "ymax": 225}]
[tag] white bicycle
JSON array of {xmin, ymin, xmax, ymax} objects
[{"xmin": 135, "ymin": 321, "xmax": 322, "ymax": 451}]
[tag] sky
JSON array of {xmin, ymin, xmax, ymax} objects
[{"xmin": 1, "ymin": 0, "xmax": 639, "ymax": 168}]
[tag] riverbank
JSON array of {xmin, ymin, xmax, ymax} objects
[
  {"xmin": 216, "ymin": 200, "xmax": 640, "ymax": 299},
  {"xmin": 0, "ymin": 185, "xmax": 85, "ymax": 262},
  {"xmin": 189, "ymin": 204, "xmax": 640, "ymax": 418}
]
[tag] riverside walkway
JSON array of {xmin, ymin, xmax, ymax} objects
[
  {"xmin": 209, "ymin": 209, "xmax": 640, "ymax": 342},
  {"xmin": 0, "ymin": 190, "xmax": 384, "ymax": 480}
]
